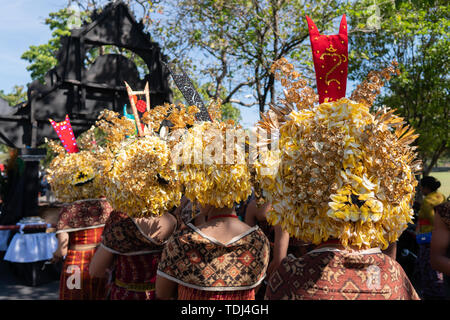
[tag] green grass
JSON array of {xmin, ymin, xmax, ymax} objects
[{"xmin": 428, "ymin": 171, "xmax": 450, "ymax": 199}]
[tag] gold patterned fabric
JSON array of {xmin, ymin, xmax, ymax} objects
[{"xmin": 157, "ymin": 224, "xmax": 270, "ymax": 291}]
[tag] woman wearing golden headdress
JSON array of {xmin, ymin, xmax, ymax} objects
[
  {"xmin": 258, "ymin": 15, "xmax": 420, "ymax": 300},
  {"xmin": 88, "ymin": 96, "xmax": 185, "ymax": 300},
  {"xmin": 47, "ymin": 116, "xmax": 113, "ymax": 300},
  {"xmin": 155, "ymin": 102, "xmax": 270, "ymax": 300}
]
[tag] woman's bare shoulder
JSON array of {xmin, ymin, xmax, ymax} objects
[{"xmin": 133, "ymin": 213, "xmax": 177, "ymax": 243}]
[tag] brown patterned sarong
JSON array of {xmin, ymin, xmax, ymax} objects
[
  {"xmin": 101, "ymin": 211, "xmax": 168, "ymax": 300},
  {"xmin": 101, "ymin": 210, "xmax": 165, "ymax": 254},
  {"xmin": 265, "ymin": 248, "xmax": 420, "ymax": 300},
  {"xmin": 56, "ymin": 199, "xmax": 113, "ymax": 234},
  {"xmin": 157, "ymin": 224, "xmax": 270, "ymax": 291}
]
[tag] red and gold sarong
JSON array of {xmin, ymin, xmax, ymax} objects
[
  {"xmin": 101, "ymin": 211, "xmax": 166, "ymax": 300},
  {"xmin": 57, "ymin": 199, "xmax": 113, "ymax": 300}
]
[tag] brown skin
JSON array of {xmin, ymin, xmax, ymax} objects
[
  {"xmin": 51, "ymin": 232, "xmax": 69, "ymax": 263},
  {"xmin": 416, "ymin": 184, "xmax": 431, "ymax": 235},
  {"xmin": 88, "ymin": 245, "xmax": 114, "ymax": 278},
  {"xmin": 382, "ymin": 242, "xmax": 397, "ymax": 260},
  {"xmin": 268, "ymin": 225, "xmax": 290, "ymax": 277},
  {"xmin": 244, "ymin": 199, "xmax": 289, "ymax": 277},
  {"xmin": 155, "ymin": 204, "xmax": 253, "ymax": 300},
  {"xmin": 430, "ymin": 213, "xmax": 450, "ymax": 275},
  {"xmin": 89, "ymin": 212, "xmax": 177, "ymax": 279}
]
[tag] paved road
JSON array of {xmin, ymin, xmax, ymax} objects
[{"xmin": 0, "ymin": 254, "xmax": 59, "ymax": 300}]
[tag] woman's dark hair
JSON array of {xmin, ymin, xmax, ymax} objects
[{"xmin": 420, "ymin": 176, "xmax": 441, "ymax": 192}]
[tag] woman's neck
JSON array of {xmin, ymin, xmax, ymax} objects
[{"xmin": 207, "ymin": 207, "xmax": 236, "ymax": 220}]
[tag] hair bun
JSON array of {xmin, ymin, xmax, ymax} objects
[
  {"xmin": 421, "ymin": 176, "xmax": 441, "ymax": 192},
  {"xmin": 434, "ymin": 180, "xmax": 441, "ymax": 190}
]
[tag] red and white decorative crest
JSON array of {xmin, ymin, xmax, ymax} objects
[{"xmin": 49, "ymin": 115, "xmax": 79, "ymax": 153}]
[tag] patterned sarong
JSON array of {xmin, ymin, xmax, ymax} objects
[
  {"xmin": 157, "ymin": 223, "xmax": 270, "ymax": 299},
  {"xmin": 101, "ymin": 211, "xmax": 166, "ymax": 300},
  {"xmin": 265, "ymin": 248, "xmax": 420, "ymax": 300}
]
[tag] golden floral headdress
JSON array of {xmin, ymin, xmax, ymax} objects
[
  {"xmin": 254, "ymin": 55, "xmax": 421, "ymax": 248},
  {"xmin": 157, "ymin": 62, "xmax": 252, "ymax": 209},
  {"xmin": 97, "ymin": 83, "xmax": 203, "ymax": 218},
  {"xmin": 176, "ymin": 118, "xmax": 252, "ymax": 209},
  {"xmin": 101, "ymin": 134, "xmax": 182, "ymax": 217},
  {"xmin": 46, "ymin": 125, "xmax": 106, "ymax": 203}
]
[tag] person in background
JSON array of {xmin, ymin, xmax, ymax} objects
[
  {"xmin": 430, "ymin": 201, "xmax": 450, "ymax": 299},
  {"xmin": 46, "ymin": 117, "xmax": 114, "ymax": 300},
  {"xmin": 415, "ymin": 176, "xmax": 446, "ymax": 299},
  {"xmin": 417, "ymin": 176, "xmax": 446, "ymax": 235}
]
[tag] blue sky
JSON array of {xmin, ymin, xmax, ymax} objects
[{"xmin": 0, "ymin": 0, "xmax": 67, "ymax": 93}]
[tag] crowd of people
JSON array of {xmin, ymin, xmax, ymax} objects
[{"xmin": 39, "ymin": 14, "xmax": 449, "ymax": 301}]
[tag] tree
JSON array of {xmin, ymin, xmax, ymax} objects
[
  {"xmin": 347, "ymin": 0, "xmax": 449, "ymax": 176},
  {"xmin": 151, "ymin": 0, "xmax": 345, "ymax": 115},
  {"xmin": 21, "ymin": 9, "xmax": 80, "ymax": 82},
  {"xmin": 0, "ymin": 85, "xmax": 27, "ymax": 107}
]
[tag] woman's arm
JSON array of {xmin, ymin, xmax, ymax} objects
[
  {"xmin": 267, "ymin": 225, "xmax": 289, "ymax": 277},
  {"xmin": 155, "ymin": 275, "xmax": 178, "ymax": 300},
  {"xmin": 430, "ymin": 214, "xmax": 450, "ymax": 275},
  {"xmin": 89, "ymin": 246, "xmax": 114, "ymax": 278},
  {"xmin": 51, "ymin": 232, "xmax": 69, "ymax": 263}
]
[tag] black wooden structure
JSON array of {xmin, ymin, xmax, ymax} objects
[{"xmin": 0, "ymin": 1, "xmax": 172, "ymax": 224}]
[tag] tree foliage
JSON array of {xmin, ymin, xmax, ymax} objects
[
  {"xmin": 0, "ymin": 85, "xmax": 27, "ymax": 107},
  {"xmin": 20, "ymin": 9, "xmax": 80, "ymax": 82},
  {"xmin": 151, "ymin": 0, "xmax": 345, "ymax": 114},
  {"xmin": 347, "ymin": 0, "xmax": 449, "ymax": 175}
]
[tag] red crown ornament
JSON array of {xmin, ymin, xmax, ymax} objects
[
  {"xmin": 306, "ymin": 15, "xmax": 348, "ymax": 104},
  {"xmin": 49, "ymin": 115, "xmax": 79, "ymax": 153}
]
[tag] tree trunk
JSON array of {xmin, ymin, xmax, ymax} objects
[{"xmin": 422, "ymin": 140, "xmax": 447, "ymax": 176}]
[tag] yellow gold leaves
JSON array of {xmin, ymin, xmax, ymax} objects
[
  {"xmin": 255, "ymin": 96, "xmax": 420, "ymax": 250},
  {"xmin": 46, "ymin": 151, "xmax": 105, "ymax": 203},
  {"xmin": 95, "ymin": 109, "xmax": 136, "ymax": 152},
  {"xmin": 350, "ymin": 61, "xmax": 399, "ymax": 106},
  {"xmin": 46, "ymin": 138, "xmax": 65, "ymax": 156},
  {"xmin": 141, "ymin": 104, "xmax": 171, "ymax": 131},
  {"xmin": 177, "ymin": 121, "xmax": 252, "ymax": 208},
  {"xmin": 102, "ymin": 136, "xmax": 181, "ymax": 217},
  {"xmin": 270, "ymin": 58, "xmax": 318, "ymax": 112}
]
